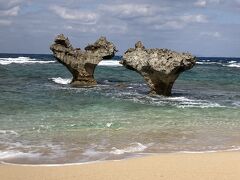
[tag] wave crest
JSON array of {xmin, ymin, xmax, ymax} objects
[
  {"xmin": 98, "ymin": 60, "xmax": 122, "ymax": 67},
  {"xmin": 197, "ymin": 59, "xmax": 240, "ymax": 68},
  {"xmin": 0, "ymin": 150, "xmax": 41, "ymax": 160},
  {"xmin": 50, "ymin": 77, "xmax": 72, "ymax": 85},
  {"xmin": 0, "ymin": 130, "xmax": 18, "ymax": 135},
  {"xmin": 110, "ymin": 143, "xmax": 149, "ymax": 155},
  {"xmin": 224, "ymin": 63, "xmax": 240, "ymax": 68},
  {"xmin": 0, "ymin": 57, "xmax": 55, "ymax": 65}
]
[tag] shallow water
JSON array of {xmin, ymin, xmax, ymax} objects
[{"xmin": 0, "ymin": 54, "xmax": 239, "ymax": 164}]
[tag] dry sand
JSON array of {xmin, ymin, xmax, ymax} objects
[{"xmin": 1, "ymin": 152, "xmax": 240, "ymax": 180}]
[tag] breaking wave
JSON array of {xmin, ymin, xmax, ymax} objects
[
  {"xmin": 109, "ymin": 90, "xmax": 225, "ymax": 108},
  {"xmin": 0, "ymin": 130, "xmax": 18, "ymax": 135},
  {"xmin": 50, "ymin": 77, "xmax": 72, "ymax": 84},
  {"xmin": 0, "ymin": 57, "xmax": 55, "ymax": 65},
  {"xmin": 224, "ymin": 63, "xmax": 240, "ymax": 68},
  {"xmin": 50, "ymin": 82, "xmax": 227, "ymax": 108},
  {"xmin": 232, "ymin": 101, "xmax": 240, "ymax": 107},
  {"xmin": 98, "ymin": 60, "xmax": 122, "ymax": 66},
  {"xmin": 197, "ymin": 59, "xmax": 240, "ymax": 68},
  {"xmin": 165, "ymin": 96, "xmax": 224, "ymax": 108},
  {"xmin": 110, "ymin": 143, "xmax": 149, "ymax": 155},
  {"xmin": 82, "ymin": 142, "xmax": 150, "ymax": 158},
  {"xmin": 0, "ymin": 150, "xmax": 41, "ymax": 160}
]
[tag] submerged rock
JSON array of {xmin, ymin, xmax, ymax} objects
[
  {"xmin": 120, "ymin": 41, "xmax": 196, "ymax": 96},
  {"xmin": 50, "ymin": 34, "xmax": 117, "ymax": 86}
]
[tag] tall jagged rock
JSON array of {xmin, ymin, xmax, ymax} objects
[
  {"xmin": 120, "ymin": 41, "xmax": 196, "ymax": 96},
  {"xmin": 50, "ymin": 34, "xmax": 117, "ymax": 86}
]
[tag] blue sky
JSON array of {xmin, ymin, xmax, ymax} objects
[{"xmin": 0, "ymin": 0, "xmax": 240, "ymax": 56}]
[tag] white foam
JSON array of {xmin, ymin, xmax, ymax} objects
[
  {"xmin": 161, "ymin": 96, "xmax": 225, "ymax": 108},
  {"xmin": 0, "ymin": 57, "xmax": 55, "ymax": 65},
  {"xmin": 98, "ymin": 60, "xmax": 122, "ymax": 67},
  {"xmin": 177, "ymin": 101, "xmax": 224, "ymax": 108},
  {"xmin": 0, "ymin": 150, "xmax": 41, "ymax": 159},
  {"xmin": 179, "ymin": 146, "xmax": 240, "ymax": 154},
  {"xmin": 166, "ymin": 96, "xmax": 196, "ymax": 102},
  {"xmin": 225, "ymin": 147, "xmax": 240, "ymax": 151},
  {"xmin": 111, "ymin": 90, "xmax": 225, "ymax": 108},
  {"xmin": 106, "ymin": 122, "xmax": 113, "ymax": 127},
  {"xmin": 225, "ymin": 63, "xmax": 240, "ymax": 68},
  {"xmin": 82, "ymin": 149, "xmax": 103, "ymax": 157},
  {"xmin": 228, "ymin": 61, "xmax": 237, "ymax": 64},
  {"xmin": 0, "ymin": 160, "xmax": 103, "ymax": 167},
  {"xmin": 110, "ymin": 143, "xmax": 148, "ymax": 155},
  {"xmin": 50, "ymin": 77, "xmax": 72, "ymax": 84},
  {"xmin": 196, "ymin": 61, "xmax": 222, "ymax": 65},
  {"xmin": 2, "ymin": 146, "xmax": 240, "ymax": 167},
  {"xmin": 232, "ymin": 102, "xmax": 240, "ymax": 107},
  {"xmin": 143, "ymin": 94, "xmax": 223, "ymax": 108},
  {"xmin": 178, "ymin": 150, "xmax": 219, "ymax": 154},
  {"xmin": 0, "ymin": 130, "xmax": 18, "ymax": 135},
  {"xmin": 197, "ymin": 60, "xmax": 240, "ymax": 68}
]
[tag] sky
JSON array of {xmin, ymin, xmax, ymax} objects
[{"xmin": 0, "ymin": 0, "xmax": 240, "ymax": 57}]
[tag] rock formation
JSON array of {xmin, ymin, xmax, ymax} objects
[
  {"xmin": 120, "ymin": 41, "xmax": 196, "ymax": 96},
  {"xmin": 50, "ymin": 34, "xmax": 117, "ymax": 86}
]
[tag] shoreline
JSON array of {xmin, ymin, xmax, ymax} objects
[
  {"xmin": 1, "ymin": 151, "xmax": 240, "ymax": 180},
  {"xmin": 1, "ymin": 148, "xmax": 240, "ymax": 167}
]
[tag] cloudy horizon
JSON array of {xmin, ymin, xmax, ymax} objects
[{"xmin": 0, "ymin": 0, "xmax": 240, "ymax": 57}]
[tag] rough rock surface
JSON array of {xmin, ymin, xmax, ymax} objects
[
  {"xmin": 50, "ymin": 34, "xmax": 117, "ymax": 86},
  {"xmin": 120, "ymin": 41, "xmax": 196, "ymax": 96}
]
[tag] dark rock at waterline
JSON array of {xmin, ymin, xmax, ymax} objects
[
  {"xmin": 120, "ymin": 41, "xmax": 196, "ymax": 96},
  {"xmin": 50, "ymin": 34, "xmax": 117, "ymax": 86}
]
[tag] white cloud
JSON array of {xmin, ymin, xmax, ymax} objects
[
  {"xmin": 0, "ymin": 0, "xmax": 24, "ymax": 10},
  {"xmin": 63, "ymin": 25, "xmax": 97, "ymax": 33},
  {"xmin": 0, "ymin": 5, "xmax": 20, "ymax": 27},
  {"xmin": 163, "ymin": 21, "xmax": 185, "ymax": 29},
  {"xmin": 97, "ymin": 24, "xmax": 128, "ymax": 34},
  {"xmin": 0, "ymin": 19, "xmax": 12, "ymax": 26},
  {"xmin": 0, "ymin": 0, "xmax": 238, "ymax": 56},
  {"xmin": 63, "ymin": 21, "xmax": 128, "ymax": 34},
  {"xmin": 210, "ymin": 0, "xmax": 221, "ymax": 4},
  {"xmin": 153, "ymin": 23, "xmax": 181, "ymax": 30},
  {"xmin": 145, "ymin": 14, "xmax": 208, "ymax": 30},
  {"xmin": 0, "ymin": 6, "xmax": 19, "ymax": 17},
  {"xmin": 181, "ymin": 14, "xmax": 208, "ymax": 23},
  {"xmin": 102, "ymin": 2, "xmax": 209, "ymax": 31},
  {"xmin": 99, "ymin": 3, "xmax": 160, "ymax": 19},
  {"xmin": 235, "ymin": 0, "xmax": 240, "ymax": 5},
  {"xmin": 194, "ymin": 0, "xmax": 222, "ymax": 7},
  {"xmin": 194, "ymin": 0, "xmax": 207, "ymax": 7},
  {"xmin": 200, "ymin": 31, "xmax": 221, "ymax": 38},
  {"xmin": 64, "ymin": 25, "xmax": 73, "ymax": 30},
  {"xmin": 50, "ymin": 5, "xmax": 98, "ymax": 24}
]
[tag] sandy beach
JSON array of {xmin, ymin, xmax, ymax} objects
[{"xmin": 1, "ymin": 152, "xmax": 240, "ymax": 180}]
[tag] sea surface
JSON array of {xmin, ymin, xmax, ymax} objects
[{"xmin": 0, "ymin": 54, "xmax": 239, "ymax": 164}]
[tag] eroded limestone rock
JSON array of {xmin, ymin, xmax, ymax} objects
[
  {"xmin": 120, "ymin": 41, "xmax": 196, "ymax": 96},
  {"xmin": 50, "ymin": 34, "xmax": 117, "ymax": 86}
]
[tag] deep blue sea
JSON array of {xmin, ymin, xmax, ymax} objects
[{"xmin": 0, "ymin": 54, "xmax": 239, "ymax": 164}]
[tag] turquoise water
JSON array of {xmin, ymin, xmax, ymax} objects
[{"xmin": 0, "ymin": 54, "xmax": 239, "ymax": 164}]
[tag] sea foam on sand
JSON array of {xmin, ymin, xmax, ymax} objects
[{"xmin": 1, "ymin": 152, "xmax": 240, "ymax": 180}]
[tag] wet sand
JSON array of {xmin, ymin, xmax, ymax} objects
[{"xmin": 1, "ymin": 152, "xmax": 240, "ymax": 180}]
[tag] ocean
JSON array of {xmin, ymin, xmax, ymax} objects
[{"xmin": 0, "ymin": 54, "xmax": 239, "ymax": 164}]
